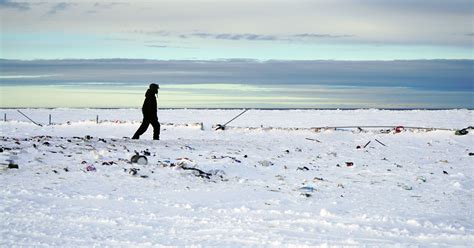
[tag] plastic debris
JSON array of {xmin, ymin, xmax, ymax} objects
[
  {"xmin": 258, "ymin": 160, "xmax": 274, "ymax": 167},
  {"xmin": 416, "ymin": 176, "xmax": 427, "ymax": 182},
  {"xmin": 299, "ymin": 186, "xmax": 314, "ymax": 193}
]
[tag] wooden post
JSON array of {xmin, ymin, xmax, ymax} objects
[
  {"xmin": 96, "ymin": 115, "xmax": 99, "ymax": 124},
  {"xmin": 3, "ymin": 113, "xmax": 6, "ymax": 122},
  {"xmin": 49, "ymin": 114, "xmax": 52, "ymax": 125}
]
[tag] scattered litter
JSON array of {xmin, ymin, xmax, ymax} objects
[
  {"xmin": 363, "ymin": 141, "xmax": 371, "ymax": 148},
  {"xmin": 399, "ymin": 184, "xmax": 413, "ymax": 190},
  {"xmin": 443, "ymin": 170, "xmax": 449, "ymax": 175},
  {"xmin": 129, "ymin": 168, "xmax": 139, "ymax": 175},
  {"xmin": 181, "ymin": 166, "xmax": 212, "ymax": 179},
  {"xmin": 375, "ymin": 139, "xmax": 386, "ymax": 147},
  {"xmin": 258, "ymin": 160, "xmax": 274, "ymax": 167},
  {"xmin": 346, "ymin": 162, "xmax": 354, "ymax": 167},
  {"xmin": 86, "ymin": 165, "xmax": 96, "ymax": 172},
  {"xmin": 305, "ymin": 138, "xmax": 321, "ymax": 143},
  {"xmin": 299, "ymin": 186, "xmax": 314, "ymax": 193},
  {"xmin": 416, "ymin": 176, "xmax": 427, "ymax": 182},
  {"xmin": 131, "ymin": 155, "xmax": 148, "ymax": 165},
  {"xmin": 297, "ymin": 166, "xmax": 309, "ymax": 171},
  {"xmin": 394, "ymin": 126, "xmax": 404, "ymax": 133},
  {"xmin": 210, "ymin": 155, "xmax": 241, "ymax": 163},
  {"xmin": 8, "ymin": 163, "xmax": 19, "ymax": 169},
  {"xmin": 455, "ymin": 129, "xmax": 468, "ymax": 135}
]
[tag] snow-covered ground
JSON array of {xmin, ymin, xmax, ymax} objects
[{"xmin": 1, "ymin": 109, "xmax": 473, "ymax": 246}]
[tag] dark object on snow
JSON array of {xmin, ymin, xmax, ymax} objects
[
  {"xmin": 86, "ymin": 165, "xmax": 96, "ymax": 172},
  {"xmin": 64, "ymin": 167, "xmax": 69, "ymax": 172},
  {"xmin": 132, "ymin": 84, "xmax": 161, "ymax": 140},
  {"xmin": 443, "ymin": 170, "xmax": 449, "ymax": 175},
  {"xmin": 394, "ymin": 126, "xmax": 404, "ymax": 133},
  {"xmin": 17, "ymin": 110, "xmax": 43, "ymax": 126},
  {"xmin": 215, "ymin": 109, "xmax": 249, "ymax": 130},
  {"xmin": 131, "ymin": 155, "xmax": 148, "ymax": 165},
  {"xmin": 346, "ymin": 162, "xmax": 354, "ymax": 167},
  {"xmin": 85, "ymin": 135, "xmax": 93, "ymax": 140},
  {"xmin": 129, "ymin": 168, "xmax": 139, "ymax": 175},
  {"xmin": 8, "ymin": 163, "xmax": 19, "ymax": 169},
  {"xmin": 297, "ymin": 166, "xmax": 309, "ymax": 171},
  {"xmin": 0, "ymin": 148, "xmax": 3, "ymax": 153},
  {"xmin": 375, "ymin": 139, "xmax": 386, "ymax": 147},
  {"xmin": 469, "ymin": 153, "xmax": 474, "ymax": 156},
  {"xmin": 182, "ymin": 166, "xmax": 212, "ymax": 179},
  {"xmin": 356, "ymin": 145, "xmax": 361, "ymax": 149},
  {"xmin": 455, "ymin": 129, "xmax": 468, "ymax": 136},
  {"xmin": 363, "ymin": 141, "xmax": 371, "ymax": 148},
  {"xmin": 305, "ymin": 138, "xmax": 321, "ymax": 143}
]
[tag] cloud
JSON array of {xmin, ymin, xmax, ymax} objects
[
  {"xmin": 1, "ymin": 59, "xmax": 471, "ymax": 92},
  {"xmin": 48, "ymin": 2, "xmax": 76, "ymax": 15},
  {"xmin": 0, "ymin": 0, "xmax": 30, "ymax": 11},
  {"xmin": 293, "ymin": 33, "xmax": 354, "ymax": 39},
  {"xmin": 135, "ymin": 30, "xmax": 352, "ymax": 42}
]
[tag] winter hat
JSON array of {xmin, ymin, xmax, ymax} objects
[{"xmin": 149, "ymin": 83, "xmax": 159, "ymax": 91}]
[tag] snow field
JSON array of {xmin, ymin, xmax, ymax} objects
[{"xmin": 0, "ymin": 109, "xmax": 473, "ymax": 246}]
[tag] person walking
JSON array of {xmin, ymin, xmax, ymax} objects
[{"xmin": 132, "ymin": 83, "xmax": 161, "ymax": 140}]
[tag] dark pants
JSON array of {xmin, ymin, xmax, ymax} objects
[{"xmin": 132, "ymin": 117, "xmax": 160, "ymax": 140}]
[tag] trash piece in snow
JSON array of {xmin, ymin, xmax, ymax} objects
[
  {"xmin": 443, "ymin": 170, "xmax": 449, "ymax": 175},
  {"xmin": 86, "ymin": 165, "xmax": 96, "ymax": 172},
  {"xmin": 469, "ymin": 153, "xmax": 474, "ymax": 156},
  {"xmin": 8, "ymin": 163, "xmax": 19, "ymax": 169},
  {"xmin": 64, "ymin": 167, "xmax": 69, "ymax": 172},
  {"xmin": 363, "ymin": 141, "xmax": 371, "ymax": 148},
  {"xmin": 301, "ymin": 193, "xmax": 312, "ymax": 198},
  {"xmin": 375, "ymin": 139, "xmax": 386, "ymax": 147},
  {"xmin": 455, "ymin": 129, "xmax": 468, "ymax": 135},
  {"xmin": 129, "ymin": 168, "xmax": 139, "ymax": 175},
  {"xmin": 402, "ymin": 185, "xmax": 413, "ymax": 190},
  {"xmin": 258, "ymin": 160, "xmax": 274, "ymax": 167},
  {"xmin": 394, "ymin": 126, "xmax": 404, "ymax": 133},
  {"xmin": 181, "ymin": 166, "xmax": 212, "ymax": 179},
  {"xmin": 305, "ymin": 138, "xmax": 321, "ymax": 143},
  {"xmin": 416, "ymin": 176, "xmax": 427, "ymax": 182},
  {"xmin": 314, "ymin": 177, "xmax": 324, "ymax": 181},
  {"xmin": 210, "ymin": 155, "xmax": 241, "ymax": 163},
  {"xmin": 346, "ymin": 162, "xmax": 354, "ymax": 167},
  {"xmin": 182, "ymin": 145, "xmax": 195, "ymax": 150},
  {"xmin": 299, "ymin": 186, "xmax": 314, "ymax": 193},
  {"xmin": 356, "ymin": 145, "xmax": 361, "ymax": 149},
  {"xmin": 131, "ymin": 155, "xmax": 148, "ymax": 165},
  {"xmin": 85, "ymin": 135, "xmax": 93, "ymax": 140},
  {"xmin": 297, "ymin": 166, "xmax": 309, "ymax": 171}
]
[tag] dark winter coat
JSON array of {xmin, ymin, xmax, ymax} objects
[{"xmin": 142, "ymin": 89, "xmax": 157, "ymax": 119}]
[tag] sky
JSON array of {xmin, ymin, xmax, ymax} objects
[
  {"xmin": 1, "ymin": 0, "xmax": 473, "ymax": 60},
  {"xmin": 0, "ymin": 0, "xmax": 473, "ymax": 108}
]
